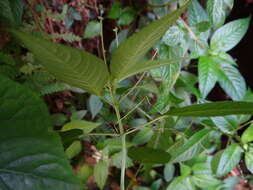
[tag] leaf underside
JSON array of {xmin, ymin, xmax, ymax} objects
[{"xmin": 12, "ymin": 30, "xmax": 109, "ymax": 96}]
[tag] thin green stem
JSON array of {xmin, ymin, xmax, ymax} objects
[
  {"xmin": 98, "ymin": 16, "xmax": 107, "ymax": 65},
  {"xmin": 88, "ymin": 133, "xmax": 120, "ymax": 137},
  {"xmin": 109, "ymin": 84, "xmax": 126, "ymax": 190},
  {"xmin": 125, "ymin": 115, "xmax": 169, "ymax": 135}
]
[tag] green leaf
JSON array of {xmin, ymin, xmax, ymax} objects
[
  {"xmin": 61, "ymin": 120, "xmax": 101, "ymax": 134},
  {"xmin": 117, "ymin": 58, "xmax": 187, "ymax": 82},
  {"xmin": 83, "ymin": 21, "xmax": 101, "ymax": 39},
  {"xmin": 211, "ymin": 115, "xmax": 238, "ymax": 134},
  {"xmin": 191, "ymin": 175, "xmax": 220, "ymax": 188},
  {"xmin": 162, "ymin": 25, "xmax": 185, "ymax": 47},
  {"xmin": 132, "ymin": 128, "xmax": 154, "ymax": 145},
  {"xmin": 166, "ymin": 101, "xmax": 253, "ymax": 117},
  {"xmin": 0, "ymin": 0, "xmax": 23, "ymax": 26},
  {"xmin": 198, "ymin": 56, "xmax": 218, "ymax": 98},
  {"xmin": 128, "ymin": 147, "xmax": 171, "ymax": 164},
  {"xmin": 164, "ymin": 164, "xmax": 175, "ymax": 182},
  {"xmin": 188, "ymin": 0, "xmax": 209, "ymax": 26},
  {"xmin": 12, "ymin": 30, "xmax": 109, "ymax": 96},
  {"xmin": 94, "ymin": 160, "xmax": 109, "ymax": 189},
  {"xmin": 211, "ymin": 144, "xmax": 242, "ymax": 177},
  {"xmin": 241, "ymin": 123, "xmax": 253, "ymax": 144},
  {"xmin": 207, "ymin": 0, "xmax": 226, "ymax": 29},
  {"xmin": 216, "ymin": 63, "xmax": 246, "ymax": 101},
  {"xmin": 88, "ymin": 95, "xmax": 103, "ymax": 119},
  {"xmin": 169, "ymin": 129, "xmax": 210, "ymax": 163},
  {"xmin": 0, "ymin": 75, "xmax": 81, "ymax": 190},
  {"xmin": 110, "ymin": 1, "xmax": 191, "ymax": 81},
  {"xmin": 117, "ymin": 7, "xmax": 135, "ymax": 26},
  {"xmin": 166, "ymin": 176, "xmax": 195, "ymax": 190},
  {"xmin": 71, "ymin": 110, "xmax": 87, "ymax": 120},
  {"xmin": 210, "ymin": 17, "xmax": 250, "ymax": 51},
  {"xmin": 108, "ymin": 2, "xmax": 121, "ymax": 19},
  {"xmin": 111, "ymin": 151, "xmax": 133, "ymax": 169},
  {"xmin": 65, "ymin": 140, "xmax": 82, "ymax": 159},
  {"xmin": 245, "ymin": 151, "xmax": 253, "ymax": 174}
]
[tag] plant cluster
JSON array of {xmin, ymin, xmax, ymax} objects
[{"xmin": 1, "ymin": 0, "xmax": 253, "ymax": 190}]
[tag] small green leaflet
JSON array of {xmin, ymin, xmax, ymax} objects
[
  {"xmin": 210, "ymin": 17, "xmax": 250, "ymax": 52},
  {"xmin": 12, "ymin": 30, "xmax": 109, "ymax": 96},
  {"xmin": 245, "ymin": 151, "xmax": 253, "ymax": 174},
  {"xmin": 241, "ymin": 124, "xmax": 253, "ymax": 144},
  {"xmin": 110, "ymin": 1, "xmax": 191, "ymax": 82},
  {"xmin": 88, "ymin": 95, "xmax": 103, "ymax": 119},
  {"xmin": 166, "ymin": 101, "xmax": 253, "ymax": 117},
  {"xmin": 198, "ymin": 56, "xmax": 218, "ymax": 98},
  {"xmin": 207, "ymin": 0, "xmax": 226, "ymax": 29},
  {"xmin": 61, "ymin": 120, "xmax": 101, "ymax": 134},
  {"xmin": 216, "ymin": 63, "xmax": 246, "ymax": 101},
  {"xmin": 169, "ymin": 129, "xmax": 210, "ymax": 163},
  {"xmin": 211, "ymin": 144, "xmax": 242, "ymax": 177},
  {"xmin": 128, "ymin": 147, "xmax": 171, "ymax": 164},
  {"xmin": 83, "ymin": 21, "xmax": 101, "ymax": 39},
  {"xmin": 188, "ymin": 0, "xmax": 209, "ymax": 26},
  {"xmin": 94, "ymin": 160, "xmax": 109, "ymax": 189},
  {"xmin": 166, "ymin": 176, "xmax": 195, "ymax": 190}
]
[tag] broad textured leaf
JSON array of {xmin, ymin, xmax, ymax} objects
[
  {"xmin": 169, "ymin": 129, "xmax": 210, "ymax": 163},
  {"xmin": 207, "ymin": 0, "xmax": 226, "ymax": 29},
  {"xmin": 198, "ymin": 56, "xmax": 218, "ymax": 98},
  {"xmin": 191, "ymin": 175, "xmax": 220, "ymax": 188},
  {"xmin": 110, "ymin": 1, "xmax": 190, "ymax": 81},
  {"xmin": 0, "ymin": 0, "xmax": 23, "ymax": 26},
  {"xmin": 61, "ymin": 120, "xmax": 101, "ymax": 134},
  {"xmin": 166, "ymin": 176, "xmax": 195, "ymax": 190},
  {"xmin": 211, "ymin": 144, "xmax": 242, "ymax": 177},
  {"xmin": 245, "ymin": 151, "xmax": 253, "ymax": 174},
  {"xmin": 0, "ymin": 75, "xmax": 81, "ymax": 190},
  {"xmin": 211, "ymin": 115, "xmax": 238, "ymax": 134},
  {"xmin": 128, "ymin": 147, "xmax": 171, "ymax": 164},
  {"xmin": 166, "ymin": 101, "xmax": 253, "ymax": 117},
  {"xmin": 216, "ymin": 63, "xmax": 246, "ymax": 101},
  {"xmin": 188, "ymin": 0, "xmax": 209, "ymax": 26},
  {"xmin": 241, "ymin": 123, "xmax": 253, "ymax": 144},
  {"xmin": 12, "ymin": 30, "xmax": 109, "ymax": 96},
  {"xmin": 210, "ymin": 17, "xmax": 250, "ymax": 51}
]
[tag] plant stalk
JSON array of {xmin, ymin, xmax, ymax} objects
[{"xmin": 110, "ymin": 85, "xmax": 126, "ymax": 190}]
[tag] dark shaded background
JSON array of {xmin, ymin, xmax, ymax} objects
[{"xmin": 229, "ymin": 1, "xmax": 253, "ymax": 88}]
